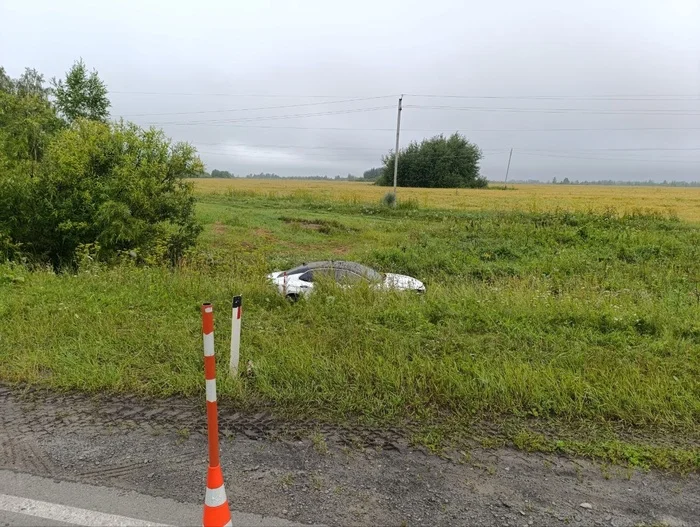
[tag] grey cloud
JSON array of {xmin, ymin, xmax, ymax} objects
[{"xmin": 2, "ymin": 0, "xmax": 698, "ymax": 180}]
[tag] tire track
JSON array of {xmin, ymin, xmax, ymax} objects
[
  {"xmin": 0, "ymin": 434, "xmax": 56, "ymax": 476},
  {"xmin": 0, "ymin": 383, "xmax": 409, "ymax": 453},
  {"xmin": 0, "ymin": 435, "xmax": 16, "ymax": 469},
  {"xmin": 78, "ymin": 451, "xmax": 202, "ymax": 479}
]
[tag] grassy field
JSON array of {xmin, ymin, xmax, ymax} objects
[
  {"xmin": 193, "ymin": 178, "xmax": 700, "ymax": 223},
  {"xmin": 2, "ymin": 183, "xmax": 700, "ymax": 470}
]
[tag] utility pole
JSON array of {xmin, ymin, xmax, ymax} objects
[
  {"xmin": 504, "ymin": 147, "xmax": 513, "ymax": 184},
  {"xmin": 392, "ymin": 95, "xmax": 403, "ymax": 204}
]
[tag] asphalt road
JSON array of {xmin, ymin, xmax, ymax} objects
[{"xmin": 0, "ymin": 470, "xmax": 300, "ymax": 527}]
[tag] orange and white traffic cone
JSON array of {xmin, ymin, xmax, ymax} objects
[
  {"xmin": 202, "ymin": 303, "xmax": 233, "ymax": 527},
  {"xmin": 204, "ymin": 465, "xmax": 232, "ymax": 527}
]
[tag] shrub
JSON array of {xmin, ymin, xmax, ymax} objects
[
  {"xmin": 377, "ymin": 133, "xmax": 486, "ymax": 188},
  {"xmin": 0, "ymin": 119, "xmax": 203, "ymax": 268},
  {"xmin": 381, "ymin": 192, "xmax": 396, "ymax": 207}
]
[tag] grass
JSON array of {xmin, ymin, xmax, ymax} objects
[
  {"xmin": 191, "ymin": 178, "xmax": 700, "ymax": 223},
  {"xmin": 1, "ymin": 187, "xmax": 700, "ymax": 471}
]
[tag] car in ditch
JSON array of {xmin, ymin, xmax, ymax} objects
[{"xmin": 267, "ymin": 260, "xmax": 425, "ymax": 299}]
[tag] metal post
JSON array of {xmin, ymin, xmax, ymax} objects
[
  {"xmin": 229, "ymin": 295, "xmax": 242, "ymax": 377},
  {"xmin": 504, "ymin": 148, "xmax": 513, "ymax": 184},
  {"xmin": 393, "ymin": 95, "xmax": 403, "ymax": 205}
]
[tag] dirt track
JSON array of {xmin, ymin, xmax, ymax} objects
[{"xmin": 1, "ymin": 385, "xmax": 697, "ymax": 526}]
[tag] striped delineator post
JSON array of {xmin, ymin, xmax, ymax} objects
[
  {"xmin": 229, "ymin": 295, "xmax": 242, "ymax": 377},
  {"xmin": 201, "ymin": 303, "xmax": 233, "ymax": 527}
]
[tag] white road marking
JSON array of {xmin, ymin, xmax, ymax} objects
[{"xmin": 0, "ymin": 493, "xmax": 172, "ymax": 527}]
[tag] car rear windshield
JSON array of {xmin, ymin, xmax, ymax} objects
[{"xmin": 287, "ymin": 261, "xmax": 382, "ymax": 282}]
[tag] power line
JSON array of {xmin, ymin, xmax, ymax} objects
[
  {"xmin": 117, "ymin": 96, "xmax": 395, "ymax": 117},
  {"xmin": 524, "ymin": 147, "xmax": 700, "ymax": 152},
  {"xmin": 189, "ymin": 141, "xmax": 700, "ymax": 153},
  {"xmin": 191, "ymin": 141, "xmax": 385, "ymax": 151},
  {"xmin": 518, "ymin": 151, "xmax": 700, "ymax": 164},
  {"xmin": 405, "ymin": 94, "xmax": 700, "ymax": 101},
  {"xmin": 157, "ymin": 123, "xmax": 700, "ymax": 132},
  {"xmin": 144, "ymin": 105, "xmax": 395, "ymax": 126},
  {"xmin": 111, "ymin": 91, "xmax": 395, "ymax": 98},
  {"xmin": 195, "ymin": 149, "xmax": 510, "ymax": 159},
  {"xmin": 194, "ymin": 148, "xmax": 699, "ymax": 164},
  {"xmin": 110, "ymin": 90, "xmax": 700, "ymax": 100},
  {"xmin": 405, "ymin": 104, "xmax": 700, "ymax": 116}
]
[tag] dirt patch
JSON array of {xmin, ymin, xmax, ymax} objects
[
  {"xmin": 253, "ymin": 227, "xmax": 275, "ymax": 239},
  {"xmin": 212, "ymin": 221, "xmax": 227, "ymax": 235},
  {"xmin": 280, "ymin": 216, "xmax": 358, "ymax": 235},
  {"xmin": 1, "ymin": 385, "xmax": 698, "ymax": 526},
  {"xmin": 332, "ymin": 245, "xmax": 352, "ymax": 255}
]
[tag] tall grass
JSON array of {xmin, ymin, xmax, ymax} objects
[
  {"xmin": 1, "ymin": 195, "xmax": 699, "ymax": 467},
  {"xmin": 192, "ymin": 178, "xmax": 700, "ymax": 223}
]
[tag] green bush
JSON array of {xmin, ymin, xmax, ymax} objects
[
  {"xmin": 0, "ymin": 119, "xmax": 203, "ymax": 267},
  {"xmin": 377, "ymin": 133, "xmax": 486, "ymax": 188},
  {"xmin": 381, "ymin": 192, "xmax": 396, "ymax": 207}
]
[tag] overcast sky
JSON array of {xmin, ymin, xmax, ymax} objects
[{"xmin": 2, "ymin": 0, "xmax": 699, "ymax": 181}]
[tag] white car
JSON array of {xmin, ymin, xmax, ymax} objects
[{"xmin": 268, "ymin": 261, "xmax": 425, "ymax": 299}]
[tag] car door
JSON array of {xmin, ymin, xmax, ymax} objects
[
  {"xmin": 295, "ymin": 271, "xmax": 315, "ymax": 294},
  {"xmin": 335, "ymin": 269, "xmax": 367, "ymax": 285}
]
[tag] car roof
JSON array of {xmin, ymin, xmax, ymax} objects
[{"xmin": 286, "ymin": 261, "xmax": 382, "ymax": 281}]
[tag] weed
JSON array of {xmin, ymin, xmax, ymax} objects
[
  {"xmin": 480, "ymin": 437, "xmax": 507, "ymax": 449},
  {"xmin": 310, "ymin": 473, "xmax": 323, "ymax": 491},
  {"xmin": 279, "ymin": 473, "xmax": 295, "ymax": 488},
  {"xmin": 411, "ymin": 427, "xmax": 445, "ymax": 454},
  {"xmin": 512, "ymin": 430, "xmax": 554, "ymax": 453},
  {"xmin": 312, "ymin": 433, "xmax": 329, "ymax": 456}
]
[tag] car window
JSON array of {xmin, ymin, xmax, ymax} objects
[
  {"xmin": 285, "ymin": 261, "xmax": 382, "ymax": 282},
  {"xmin": 314, "ymin": 268, "xmax": 336, "ymax": 280},
  {"xmin": 335, "ymin": 269, "xmax": 368, "ymax": 283},
  {"xmin": 298, "ymin": 268, "xmax": 335, "ymax": 282}
]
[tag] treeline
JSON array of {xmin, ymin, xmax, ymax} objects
[
  {"xmin": 551, "ymin": 177, "xmax": 700, "ymax": 187},
  {"xmin": 204, "ymin": 170, "xmax": 362, "ymax": 181},
  {"xmin": 0, "ymin": 61, "xmax": 201, "ymax": 268},
  {"xmin": 363, "ymin": 167, "xmax": 383, "ymax": 181}
]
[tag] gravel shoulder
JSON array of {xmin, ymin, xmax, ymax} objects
[{"xmin": 0, "ymin": 385, "xmax": 697, "ymax": 526}]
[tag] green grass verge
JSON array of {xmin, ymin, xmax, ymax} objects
[{"xmin": 1, "ymin": 193, "xmax": 699, "ymax": 470}]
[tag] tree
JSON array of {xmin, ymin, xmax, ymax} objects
[
  {"xmin": 15, "ymin": 68, "xmax": 51, "ymax": 97},
  {"xmin": 0, "ymin": 67, "xmax": 12, "ymax": 92},
  {"xmin": 211, "ymin": 169, "xmax": 234, "ymax": 178},
  {"xmin": 363, "ymin": 167, "xmax": 383, "ymax": 181},
  {"xmin": 0, "ymin": 67, "xmax": 64, "ymax": 175},
  {"xmin": 52, "ymin": 59, "xmax": 110, "ymax": 123},
  {"xmin": 376, "ymin": 133, "xmax": 486, "ymax": 188},
  {"xmin": 1, "ymin": 119, "xmax": 202, "ymax": 267}
]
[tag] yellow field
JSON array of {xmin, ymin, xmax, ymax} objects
[{"xmin": 192, "ymin": 179, "xmax": 700, "ymax": 223}]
